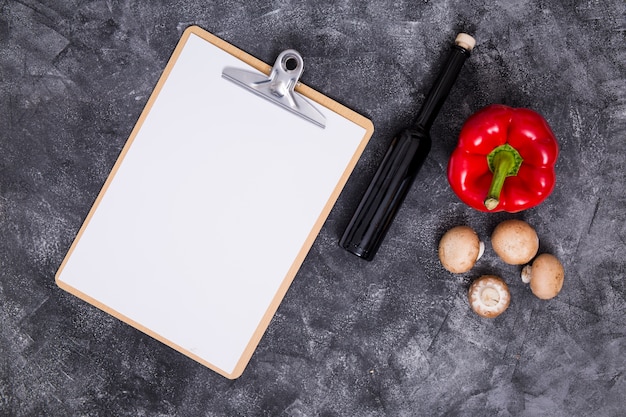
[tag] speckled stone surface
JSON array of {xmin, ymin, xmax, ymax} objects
[{"xmin": 1, "ymin": 1, "xmax": 625, "ymax": 416}]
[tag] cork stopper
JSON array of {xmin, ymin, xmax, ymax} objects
[{"xmin": 455, "ymin": 33, "xmax": 476, "ymax": 51}]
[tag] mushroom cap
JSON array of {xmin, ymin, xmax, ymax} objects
[
  {"xmin": 438, "ymin": 225, "xmax": 482, "ymax": 273},
  {"xmin": 491, "ymin": 219, "xmax": 539, "ymax": 265},
  {"xmin": 468, "ymin": 275, "xmax": 511, "ymax": 318},
  {"xmin": 528, "ymin": 253, "xmax": 565, "ymax": 299}
]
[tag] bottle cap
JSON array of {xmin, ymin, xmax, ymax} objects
[{"xmin": 455, "ymin": 33, "xmax": 476, "ymax": 51}]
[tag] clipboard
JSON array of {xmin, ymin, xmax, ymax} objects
[{"xmin": 55, "ymin": 25, "xmax": 374, "ymax": 379}]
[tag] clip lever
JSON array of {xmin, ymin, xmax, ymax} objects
[{"xmin": 222, "ymin": 50, "xmax": 326, "ymax": 128}]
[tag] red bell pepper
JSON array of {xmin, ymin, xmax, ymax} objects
[{"xmin": 447, "ymin": 104, "xmax": 559, "ymax": 212}]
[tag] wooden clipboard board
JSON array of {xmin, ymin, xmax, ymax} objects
[{"xmin": 55, "ymin": 25, "xmax": 374, "ymax": 379}]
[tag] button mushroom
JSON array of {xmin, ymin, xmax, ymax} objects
[
  {"xmin": 468, "ymin": 275, "xmax": 511, "ymax": 318},
  {"xmin": 490, "ymin": 219, "xmax": 539, "ymax": 265},
  {"xmin": 438, "ymin": 225, "xmax": 485, "ymax": 273},
  {"xmin": 521, "ymin": 253, "xmax": 564, "ymax": 299}
]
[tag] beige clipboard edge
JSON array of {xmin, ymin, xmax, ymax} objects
[{"xmin": 55, "ymin": 25, "xmax": 374, "ymax": 379}]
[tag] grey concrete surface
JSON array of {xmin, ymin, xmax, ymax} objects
[{"xmin": 1, "ymin": 1, "xmax": 625, "ymax": 416}]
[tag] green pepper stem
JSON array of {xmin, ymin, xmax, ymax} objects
[{"xmin": 484, "ymin": 144, "xmax": 523, "ymax": 210}]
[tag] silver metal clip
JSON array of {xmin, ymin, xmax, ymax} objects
[{"xmin": 222, "ymin": 50, "xmax": 326, "ymax": 128}]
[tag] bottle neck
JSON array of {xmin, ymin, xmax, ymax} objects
[{"xmin": 413, "ymin": 45, "xmax": 471, "ymax": 131}]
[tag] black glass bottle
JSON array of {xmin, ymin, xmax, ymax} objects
[{"xmin": 340, "ymin": 33, "xmax": 476, "ymax": 260}]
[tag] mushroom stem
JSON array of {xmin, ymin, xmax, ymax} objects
[
  {"xmin": 521, "ymin": 265, "xmax": 532, "ymax": 284},
  {"xmin": 477, "ymin": 241, "xmax": 485, "ymax": 261},
  {"xmin": 480, "ymin": 287, "xmax": 501, "ymax": 306}
]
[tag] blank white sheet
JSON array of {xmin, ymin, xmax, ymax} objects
[{"xmin": 56, "ymin": 27, "xmax": 373, "ymax": 378}]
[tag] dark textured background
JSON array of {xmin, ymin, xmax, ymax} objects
[{"xmin": 1, "ymin": 1, "xmax": 625, "ymax": 416}]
